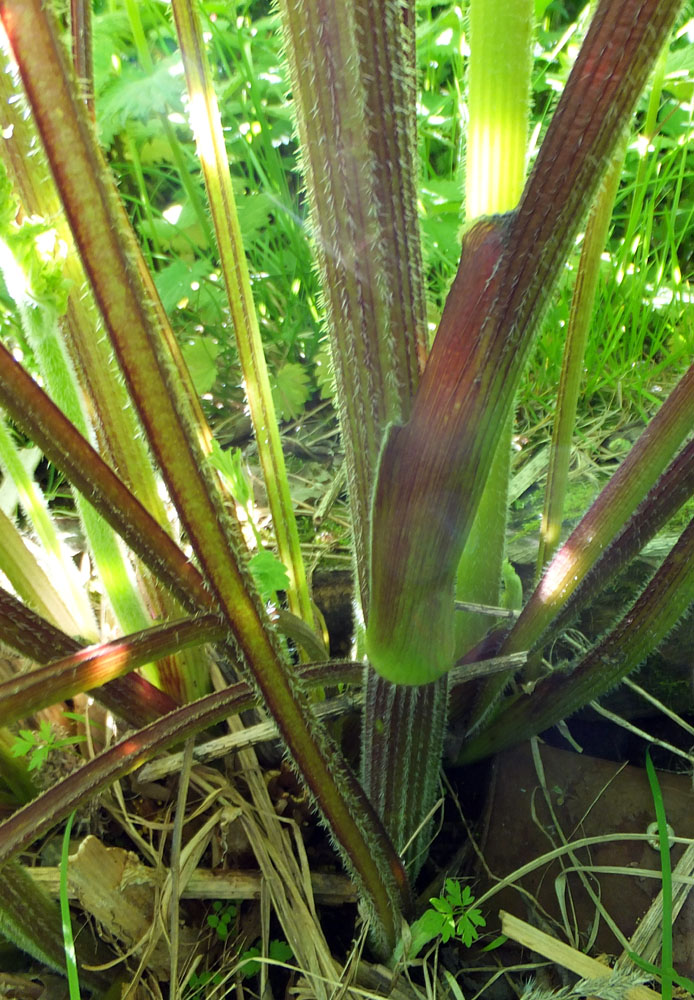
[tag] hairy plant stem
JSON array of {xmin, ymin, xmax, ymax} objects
[
  {"xmin": 0, "ymin": 585, "xmax": 178, "ymax": 727},
  {"xmin": 460, "ymin": 504, "xmax": 694, "ymax": 762},
  {"xmin": 276, "ymin": 0, "xmax": 424, "ymax": 599},
  {"xmin": 0, "ymin": 860, "xmax": 110, "ymax": 992},
  {"xmin": 0, "ymin": 0, "xmax": 408, "ymax": 952},
  {"xmin": 276, "ymin": 0, "xmax": 446, "ymax": 877},
  {"xmin": 0, "ymin": 43, "xmax": 210, "ymax": 701},
  {"xmin": 536, "ymin": 138, "xmax": 627, "ymax": 574}
]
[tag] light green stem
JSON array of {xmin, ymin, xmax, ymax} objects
[
  {"xmin": 170, "ymin": 0, "xmax": 314, "ymax": 631},
  {"xmin": 455, "ymin": 0, "xmax": 533, "ymax": 658},
  {"xmin": 536, "ymin": 137, "xmax": 627, "ymax": 574},
  {"xmin": 0, "ymin": 414, "xmax": 97, "ymax": 637}
]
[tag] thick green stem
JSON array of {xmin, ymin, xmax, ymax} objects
[
  {"xmin": 366, "ymin": 0, "xmax": 683, "ymax": 686},
  {"xmin": 454, "ymin": 0, "xmax": 532, "ymax": 660}
]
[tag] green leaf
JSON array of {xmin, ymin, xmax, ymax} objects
[
  {"xmin": 10, "ymin": 736, "xmax": 33, "ymax": 758},
  {"xmin": 153, "ymin": 258, "xmax": 212, "ymax": 314},
  {"xmin": 249, "ymin": 548, "xmax": 290, "ymax": 602},
  {"xmin": 96, "ymin": 55, "xmax": 184, "ymax": 146},
  {"xmin": 268, "ymin": 939, "xmax": 293, "ymax": 964},
  {"xmin": 444, "ymin": 878, "xmax": 464, "ymax": 907},
  {"xmin": 181, "ymin": 337, "xmax": 221, "ymax": 396},
  {"xmin": 411, "ymin": 908, "xmax": 447, "ymax": 950},
  {"xmin": 270, "ymin": 361, "xmax": 310, "ymax": 421},
  {"xmin": 455, "ymin": 908, "xmax": 485, "ymax": 947},
  {"xmin": 240, "ymin": 944, "xmax": 262, "ymax": 978},
  {"xmin": 429, "ymin": 895, "xmax": 453, "ymax": 915},
  {"xmin": 28, "ymin": 746, "xmax": 48, "ymax": 771},
  {"xmin": 209, "ymin": 441, "xmax": 252, "ymax": 509},
  {"xmin": 482, "ymin": 934, "xmax": 508, "ymax": 952}
]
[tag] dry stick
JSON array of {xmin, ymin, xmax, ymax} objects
[
  {"xmin": 169, "ymin": 738, "xmax": 194, "ymax": 998},
  {"xmin": 616, "ymin": 842, "xmax": 694, "ymax": 971},
  {"xmin": 500, "ymin": 911, "xmax": 660, "ymax": 1000},
  {"xmin": 136, "ymin": 692, "xmax": 359, "ymax": 784},
  {"xmin": 27, "ymin": 867, "xmax": 357, "ymax": 905}
]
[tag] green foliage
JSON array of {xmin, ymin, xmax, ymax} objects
[
  {"xmin": 70, "ymin": 0, "xmax": 693, "ymax": 447},
  {"xmin": 248, "ymin": 547, "xmax": 290, "ymax": 601},
  {"xmin": 206, "ymin": 900, "xmax": 236, "ymax": 941},
  {"xmin": 409, "ymin": 879, "xmax": 486, "ymax": 955},
  {"xmin": 270, "ymin": 361, "xmax": 311, "ymax": 422},
  {"xmin": 628, "ymin": 750, "xmax": 694, "ymax": 999},
  {"xmin": 209, "ymin": 439, "xmax": 290, "ymax": 599},
  {"xmin": 10, "ymin": 719, "xmax": 85, "ymax": 773},
  {"xmin": 60, "ymin": 811, "xmax": 81, "ymax": 1000},
  {"xmin": 239, "ymin": 937, "xmax": 294, "ymax": 978},
  {"xmin": 181, "ymin": 336, "xmax": 221, "ymax": 396}
]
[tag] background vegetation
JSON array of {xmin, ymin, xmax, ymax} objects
[{"xmin": 0, "ymin": 0, "xmax": 693, "ymax": 994}]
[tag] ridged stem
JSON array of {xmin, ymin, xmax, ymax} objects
[
  {"xmin": 454, "ymin": 0, "xmax": 532, "ymax": 659},
  {"xmin": 276, "ymin": 0, "xmax": 424, "ymax": 601},
  {"xmin": 0, "ymin": 859, "xmax": 109, "ymax": 992},
  {"xmin": 0, "ymin": 44, "xmax": 209, "ymax": 701},
  {"xmin": 501, "ymin": 360, "xmax": 694, "ymax": 660}
]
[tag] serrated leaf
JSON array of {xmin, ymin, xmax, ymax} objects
[
  {"xmin": 249, "ymin": 548, "xmax": 290, "ymax": 602},
  {"xmin": 458, "ymin": 922, "xmax": 476, "ymax": 947},
  {"xmin": 10, "ymin": 738, "xmax": 33, "ymax": 758},
  {"xmin": 270, "ymin": 362, "xmax": 310, "ymax": 421},
  {"xmin": 209, "ymin": 441, "xmax": 252, "ymax": 508},
  {"xmin": 28, "ymin": 747, "xmax": 48, "ymax": 771},
  {"xmin": 444, "ymin": 878, "xmax": 463, "ymax": 906},
  {"xmin": 268, "ymin": 939, "xmax": 293, "ymax": 964},
  {"xmin": 439, "ymin": 918, "xmax": 456, "ymax": 944},
  {"xmin": 235, "ymin": 188, "xmax": 275, "ymax": 238},
  {"xmin": 240, "ymin": 944, "xmax": 262, "ymax": 979},
  {"xmin": 96, "ymin": 55, "xmax": 184, "ymax": 146}
]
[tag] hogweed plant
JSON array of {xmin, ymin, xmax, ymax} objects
[{"xmin": 0, "ymin": 0, "xmax": 691, "ymax": 985}]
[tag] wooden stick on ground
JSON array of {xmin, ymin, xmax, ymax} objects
[{"xmin": 500, "ymin": 911, "xmax": 661, "ymax": 1000}]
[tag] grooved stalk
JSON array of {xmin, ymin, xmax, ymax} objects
[{"xmin": 277, "ymin": 0, "xmax": 422, "ymax": 600}]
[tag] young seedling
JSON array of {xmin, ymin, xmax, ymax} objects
[
  {"xmin": 407, "ymin": 878, "xmax": 487, "ymax": 959},
  {"xmin": 10, "ymin": 718, "xmax": 85, "ymax": 772}
]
